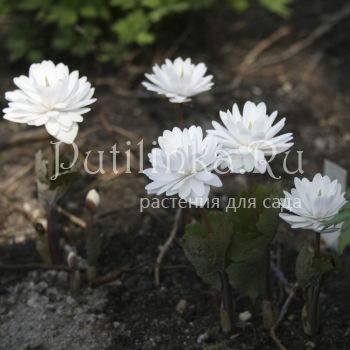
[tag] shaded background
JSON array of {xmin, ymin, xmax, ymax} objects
[{"xmin": 0, "ymin": 0, "xmax": 350, "ymax": 349}]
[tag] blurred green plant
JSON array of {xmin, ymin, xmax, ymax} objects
[
  {"xmin": 182, "ymin": 183, "xmax": 282, "ymax": 300},
  {"xmin": 0, "ymin": 0, "xmax": 291, "ymax": 64},
  {"xmin": 182, "ymin": 183, "xmax": 282, "ymax": 330},
  {"xmin": 326, "ymin": 189, "xmax": 350, "ymax": 253}
]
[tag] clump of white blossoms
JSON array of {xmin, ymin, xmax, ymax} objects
[
  {"xmin": 3, "ymin": 60, "xmax": 96, "ymax": 144},
  {"xmin": 142, "ymin": 57, "xmax": 214, "ymax": 103},
  {"xmin": 208, "ymin": 101, "xmax": 293, "ymax": 173},
  {"xmin": 143, "ymin": 126, "xmax": 222, "ymax": 206},
  {"xmin": 280, "ymin": 173, "xmax": 346, "ymax": 233}
]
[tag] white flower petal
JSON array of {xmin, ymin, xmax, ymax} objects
[
  {"xmin": 142, "ymin": 57, "xmax": 214, "ymax": 104},
  {"xmin": 280, "ymin": 174, "xmax": 346, "ymax": 234},
  {"xmin": 3, "ymin": 60, "xmax": 96, "ymax": 144},
  {"xmin": 207, "ymin": 101, "xmax": 293, "ymax": 173},
  {"xmin": 143, "ymin": 126, "xmax": 221, "ymax": 206}
]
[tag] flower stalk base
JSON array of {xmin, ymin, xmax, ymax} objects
[
  {"xmin": 219, "ymin": 270, "xmax": 234, "ymax": 333},
  {"xmin": 302, "ymin": 232, "xmax": 322, "ymax": 336},
  {"xmin": 302, "ymin": 282, "xmax": 321, "ymax": 336},
  {"xmin": 46, "ymin": 202, "xmax": 61, "ymax": 264}
]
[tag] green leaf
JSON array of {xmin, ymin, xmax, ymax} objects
[
  {"xmin": 35, "ymin": 150, "xmax": 80, "ymax": 205},
  {"xmin": 325, "ymin": 195, "xmax": 350, "ymax": 253},
  {"xmin": 226, "ymin": 0, "xmax": 249, "ymax": 12},
  {"xmin": 295, "ymin": 246, "xmax": 338, "ymax": 288},
  {"xmin": 226, "ymin": 223, "xmax": 273, "ymax": 300},
  {"xmin": 112, "ymin": 10, "xmax": 154, "ymax": 45},
  {"xmin": 70, "ymin": 40, "xmax": 92, "ymax": 56},
  {"xmin": 344, "ymin": 189, "xmax": 350, "ymax": 201},
  {"xmin": 17, "ymin": 0, "xmax": 46, "ymax": 11},
  {"xmin": 228, "ymin": 183, "xmax": 282, "ymax": 252},
  {"xmin": 259, "ymin": 0, "xmax": 291, "ymax": 17},
  {"xmin": 51, "ymin": 28, "xmax": 75, "ymax": 50},
  {"xmin": 182, "ymin": 211, "xmax": 232, "ymax": 289},
  {"xmin": 227, "ymin": 257, "xmax": 268, "ymax": 301},
  {"xmin": 27, "ymin": 49, "xmax": 44, "ymax": 62},
  {"xmin": 225, "ymin": 183, "xmax": 281, "ymax": 300},
  {"xmin": 325, "ymin": 209, "xmax": 350, "ymax": 227},
  {"xmin": 35, "ymin": 150, "xmax": 58, "ymax": 205},
  {"xmin": 80, "ymin": 5, "xmax": 98, "ymax": 18},
  {"xmin": 136, "ymin": 31, "xmax": 155, "ymax": 45},
  {"xmin": 46, "ymin": 5, "xmax": 78, "ymax": 28},
  {"xmin": 48, "ymin": 155, "xmax": 80, "ymax": 190},
  {"xmin": 110, "ymin": 0, "xmax": 139, "ymax": 10},
  {"xmin": 148, "ymin": 2, "xmax": 191, "ymax": 22},
  {"xmin": 338, "ymin": 220, "xmax": 350, "ymax": 254},
  {"xmin": 141, "ymin": 0, "xmax": 161, "ymax": 8}
]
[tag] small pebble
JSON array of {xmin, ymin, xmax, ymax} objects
[
  {"xmin": 36, "ymin": 281, "xmax": 48, "ymax": 293},
  {"xmin": 197, "ymin": 331, "xmax": 209, "ymax": 344},
  {"xmin": 46, "ymin": 304, "xmax": 56, "ymax": 312},
  {"xmin": 57, "ymin": 271, "xmax": 68, "ymax": 284},
  {"xmin": 66, "ymin": 296, "xmax": 76, "ymax": 306},
  {"xmin": 175, "ymin": 299, "xmax": 187, "ymax": 314},
  {"xmin": 113, "ymin": 321, "xmax": 121, "ymax": 329},
  {"xmin": 27, "ymin": 294, "xmax": 40, "ymax": 308},
  {"xmin": 305, "ymin": 341, "xmax": 316, "ymax": 348}
]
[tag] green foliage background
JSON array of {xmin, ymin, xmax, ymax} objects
[{"xmin": 0, "ymin": 0, "xmax": 291, "ymax": 64}]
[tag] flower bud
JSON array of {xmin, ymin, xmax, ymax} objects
[
  {"xmin": 67, "ymin": 251, "xmax": 78, "ymax": 271},
  {"xmin": 238, "ymin": 310, "xmax": 252, "ymax": 322},
  {"xmin": 85, "ymin": 189, "xmax": 100, "ymax": 213}
]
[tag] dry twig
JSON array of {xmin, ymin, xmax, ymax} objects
[
  {"xmin": 270, "ymin": 283, "xmax": 299, "ymax": 350},
  {"xmin": 100, "ymin": 114, "xmax": 141, "ymax": 141},
  {"xmin": 238, "ymin": 26, "xmax": 291, "ymax": 73},
  {"xmin": 8, "ymin": 203, "xmax": 36, "ymax": 224},
  {"xmin": 251, "ymin": 2, "xmax": 350, "ymax": 70},
  {"xmin": 0, "ymin": 129, "xmax": 49, "ymax": 150},
  {"xmin": 56, "ymin": 206, "xmax": 87, "ymax": 229},
  {"xmin": 154, "ymin": 208, "xmax": 182, "ymax": 287},
  {"xmin": 0, "ymin": 163, "xmax": 34, "ymax": 197},
  {"xmin": 90, "ymin": 265, "xmax": 130, "ymax": 288},
  {"xmin": 271, "ymin": 261, "xmax": 290, "ymax": 291},
  {"xmin": 216, "ymin": 4, "xmax": 350, "ymax": 95},
  {"xmin": 213, "ymin": 26, "xmax": 290, "ymax": 94}
]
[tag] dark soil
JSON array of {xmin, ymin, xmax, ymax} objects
[{"xmin": 1, "ymin": 0, "xmax": 350, "ymax": 349}]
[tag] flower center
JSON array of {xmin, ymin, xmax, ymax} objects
[
  {"xmin": 184, "ymin": 170, "xmax": 195, "ymax": 176},
  {"xmin": 179, "ymin": 66, "xmax": 184, "ymax": 78}
]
